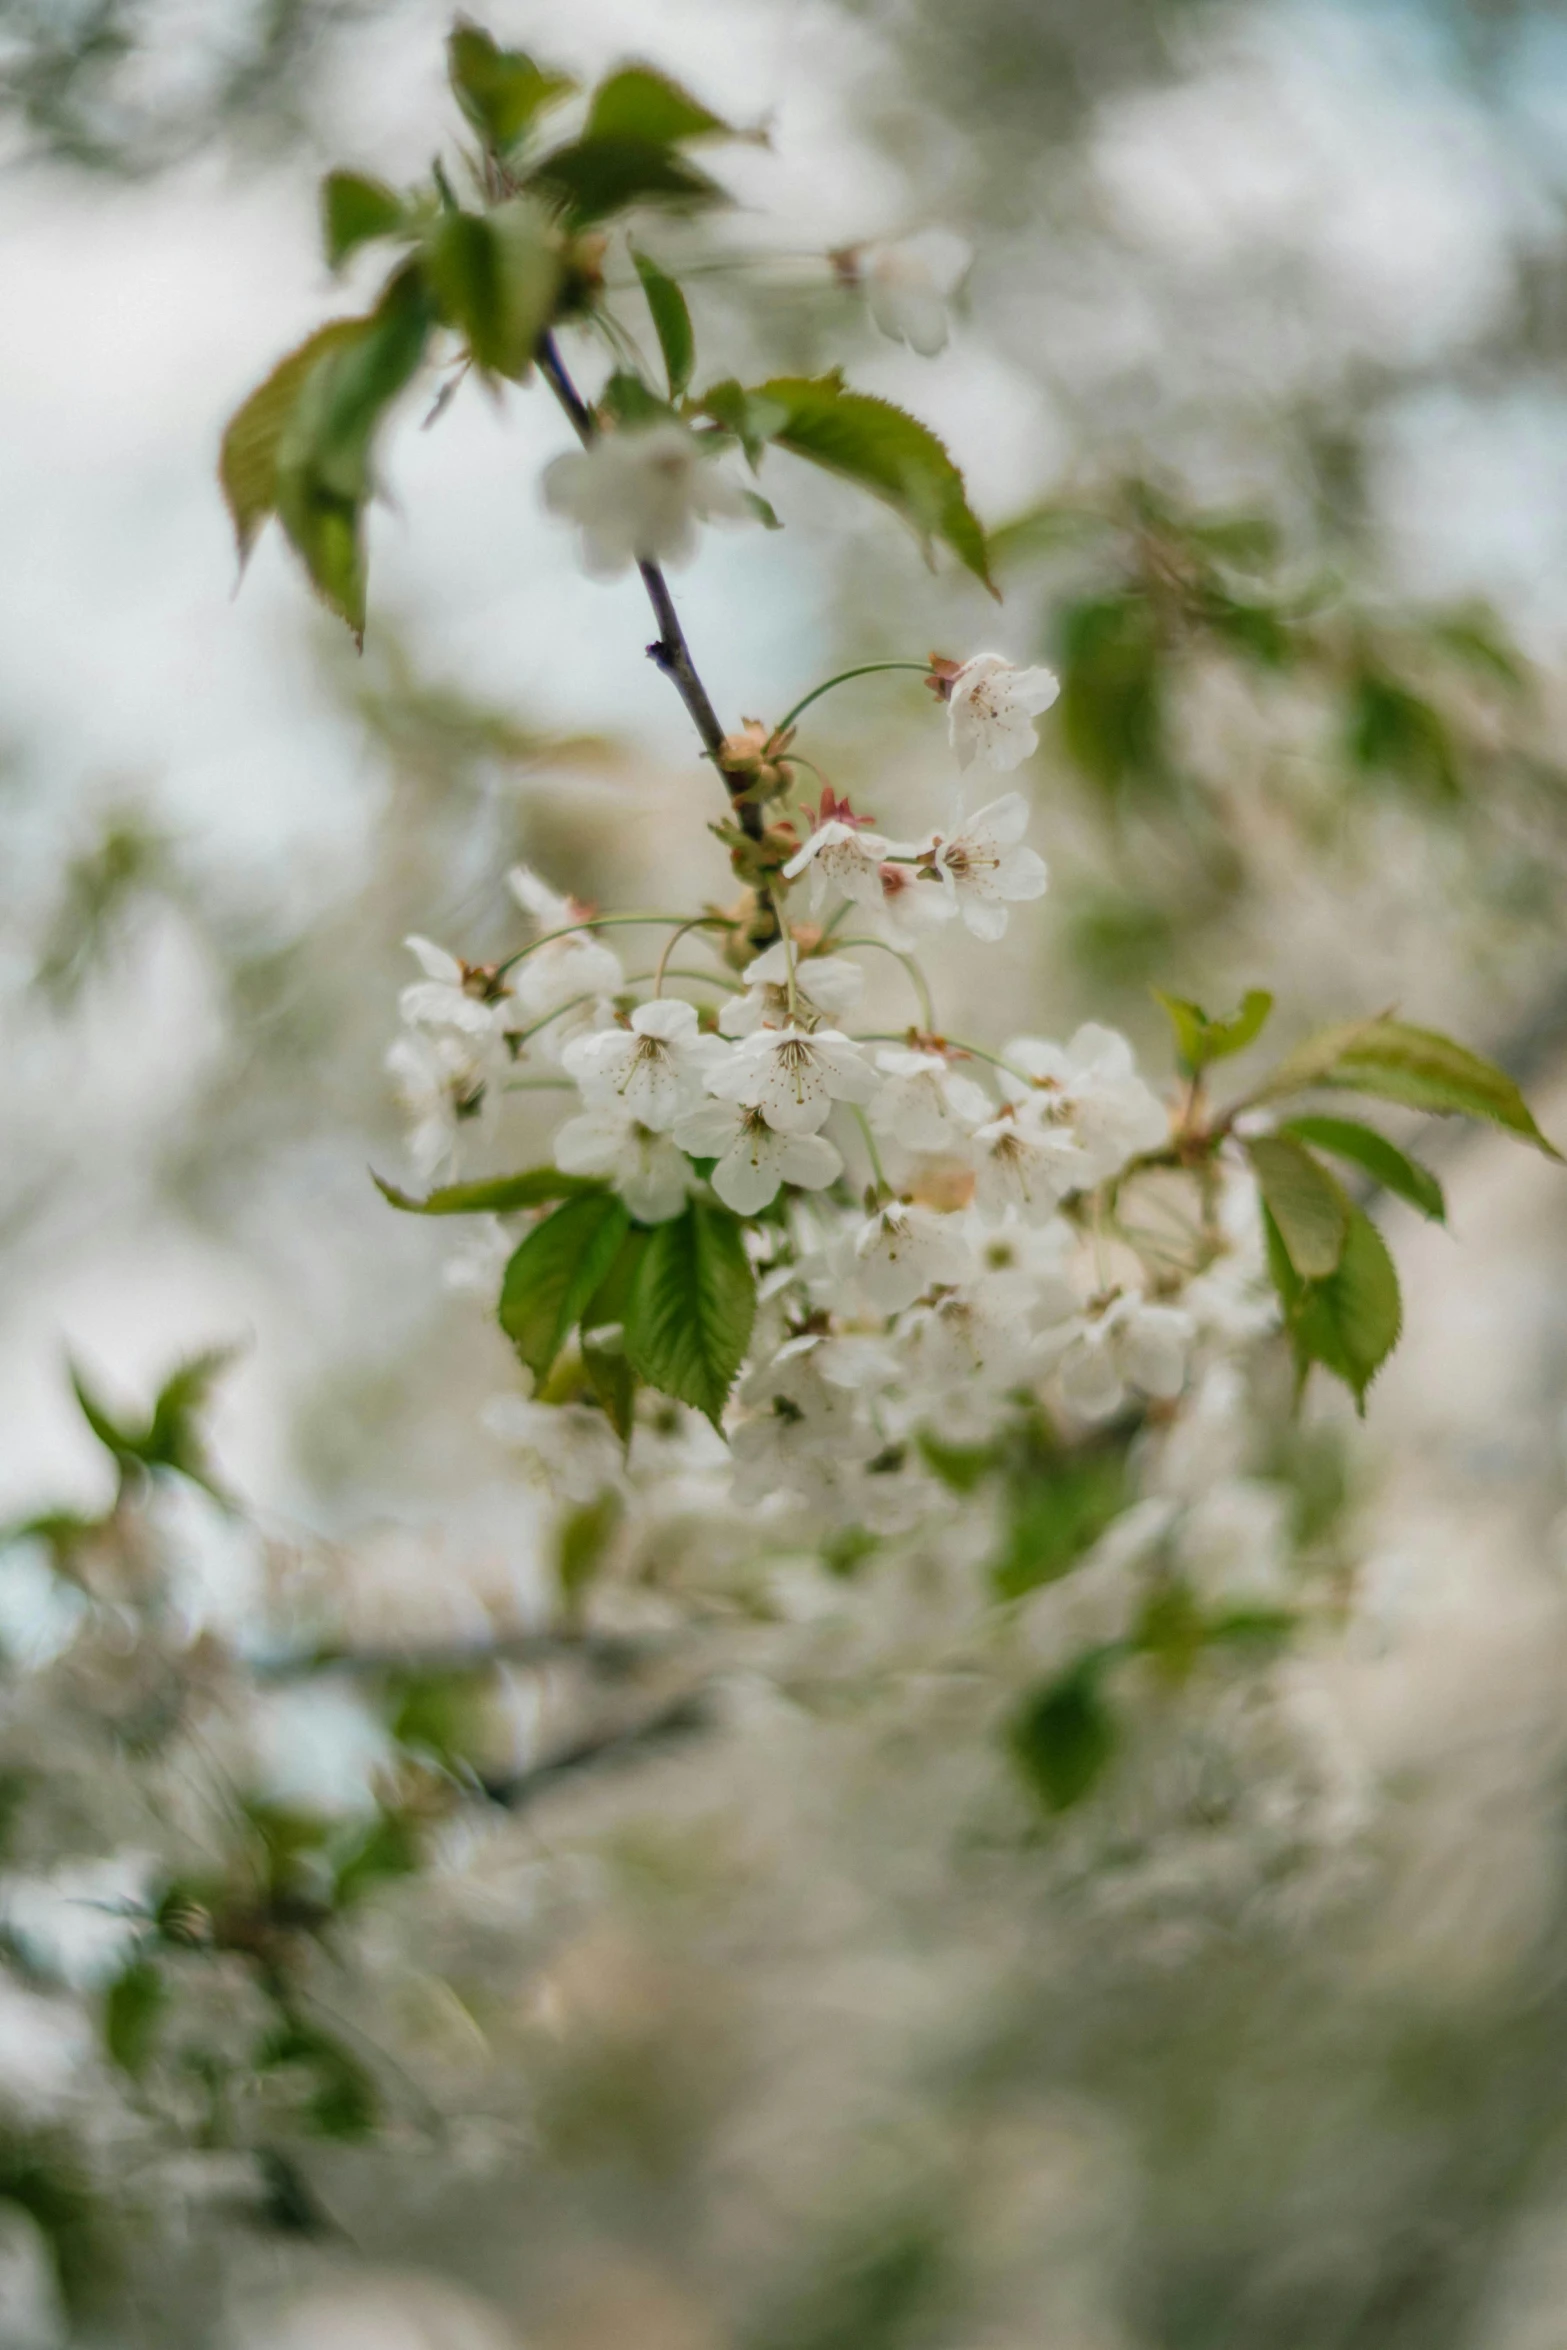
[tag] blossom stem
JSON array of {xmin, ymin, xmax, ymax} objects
[
  {"xmin": 831, "ymin": 938, "xmax": 936, "ymax": 1030},
  {"xmin": 534, "ymin": 331, "xmax": 775, "ymax": 901},
  {"xmin": 653, "ymin": 920, "xmax": 722, "ymax": 996},
  {"xmin": 851, "ymin": 1106, "xmax": 891, "ymax": 1199},
  {"xmin": 775, "ymin": 662, "xmax": 931, "ymax": 738},
  {"xmin": 852, "ymin": 1030, "xmax": 1038, "ymax": 1090},
  {"xmin": 770, "ymin": 892, "xmax": 798, "ymax": 1017},
  {"xmin": 495, "ymin": 911, "xmax": 733, "ymax": 980}
]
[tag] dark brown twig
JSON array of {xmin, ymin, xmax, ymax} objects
[{"xmin": 534, "ymin": 332, "xmax": 772, "ymax": 862}]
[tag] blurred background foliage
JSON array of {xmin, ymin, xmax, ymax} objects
[{"xmin": 8, "ymin": 0, "xmax": 1567, "ymax": 2345}]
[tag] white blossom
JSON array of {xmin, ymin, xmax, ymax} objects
[
  {"xmin": 869, "ymin": 856, "xmax": 957, "ymax": 946},
  {"xmin": 858, "ymin": 228, "xmax": 972, "ymax": 356},
  {"xmin": 386, "ymin": 1030, "xmax": 488, "ymax": 1179},
  {"xmin": 719, "ymin": 942, "xmax": 864, "ymax": 1037},
  {"xmin": 562, "ymin": 999, "xmax": 725, "ymax": 1132},
  {"xmin": 542, "ymin": 422, "xmax": 753, "ymax": 578},
  {"xmin": 554, "ymin": 1104, "xmax": 692, "ymax": 1223},
  {"xmin": 922, "ymin": 793, "xmax": 1049, "ymax": 940},
  {"xmin": 898, "ymin": 1279, "xmax": 1036, "ymax": 1424},
  {"xmin": 781, "ymin": 819, "xmax": 901, "ymax": 914},
  {"xmin": 851, "ymin": 1202, "xmax": 974, "ymax": 1312},
  {"xmin": 970, "ymin": 1101, "xmax": 1093, "ymax": 1217},
  {"xmin": 729, "ymin": 1338, "xmax": 874, "ymax": 1503},
  {"xmin": 1057, "ymin": 1294, "xmax": 1194, "ymax": 1419},
  {"xmin": 441, "ymin": 1215, "xmax": 514, "ymax": 1296},
  {"xmin": 505, "ymin": 876, "xmax": 622, "ymax": 1027},
  {"xmin": 399, "ymin": 935, "xmax": 519, "ymax": 1037},
  {"xmin": 868, "ymin": 1048, "xmax": 990, "ymax": 1155},
  {"xmin": 482, "ymin": 1393, "xmax": 623, "ymax": 1503},
  {"xmin": 705, "ymin": 1024, "xmax": 878, "ymax": 1135},
  {"xmin": 671, "ymin": 1100, "xmax": 841, "ymax": 1216},
  {"xmin": 998, "ymin": 1022, "xmax": 1169, "ymax": 1181},
  {"xmin": 944, "ymin": 652, "xmax": 1062, "ymax": 772}
]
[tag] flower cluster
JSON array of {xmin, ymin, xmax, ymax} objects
[{"xmin": 387, "ymin": 656, "xmax": 1279, "ymax": 1536}]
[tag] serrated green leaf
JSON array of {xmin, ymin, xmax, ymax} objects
[
  {"xmin": 422, "ymin": 196, "xmax": 560, "ymax": 380},
  {"xmin": 579, "ymin": 1225, "xmax": 648, "ymax": 1447},
  {"xmin": 1250, "ymin": 1013, "xmax": 1391, "ymax": 1104},
  {"xmin": 447, "ymin": 20, "xmax": 575, "ymax": 153},
  {"xmin": 632, "ymin": 248, "xmax": 694, "ymax": 398},
  {"xmin": 623, "ymin": 1200, "xmax": 755, "ymax": 1428},
  {"xmin": 527, "ymin": 135, "xmax": 724, "ymax": 229},
  {"xmin": 272, "ymin": 262, "xmax": 434, "ymax": 639},
  {"xmin": 105, "ymin": 1960, "xmax": 165, "ymax": 2076},
  {"xmin": 1155, "ymin": 987, "xmax": 1273, "ymax": 1071},
  {"xmin": 374, "ymin": 1167, "xmax": 604, "ymax": 1214},
  {"xmin": 1322, "ymin": 1020, "xmax": 1561, "ymax": 1157},
  {"xmin": 747, "ymin": 373, "xmax": 993, "ymax": 592},
  {"xmin": 1290, "ymin": 1203, "xmax": 1402, "ymax": 1413},
  {"xmin": 321, "ymin": 170, "xmax": 405, "ymax": 270},
  {"xmin": 219, "ymin": 317, "xmax": 364, "ymax": 564},
  {"xmin": 1056, "ymin": 591, "xmax": 1164, "ymax": 792},
  {"xmin": 1280, "ymin": 1115, "xmax": 1445, "ymax": 1222},
  {"xmin": 693, "ymin": 377, "xmax": 789, "ymax": 468},
  {"xmin": 586, "ymin": 63, "xmax": 734, "ymax": 145},
  {"xmin": 1244, "ymin": 1135, "xmax": 1350, "ymax": 1279},
  {"xmin": 498, "ymin": 1192, "xmax": 631, "ymax": 1381},
  {"xmin": 1008, "ymin": 1657, "xmax": 1118, "ymax": 1813}
]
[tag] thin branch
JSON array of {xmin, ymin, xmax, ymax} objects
[{"xmin": 534, "ymin": 331, "xmax": 767, "ymax": 850}]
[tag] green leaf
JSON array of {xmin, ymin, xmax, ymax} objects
[
  {"xmin": 219, "ymin": 318, "xmax": 364, "ymax": 565},
  {"xmin": 1280, "ymin": 1115, "xmax": 1445, "ymax": 1222},
  {"xmin": 558, "ymin": 1489, "xmax": 622, "ymax": 1605},
  {"xmin": 1244, "ymin": 1135, "xmax": 1350, "ymax": 1280},
  {"xmin": 69, "ymin": 1347, "xmax": 233, "ymax": 1497},
  {"xmin": 321, "ymin": 170, "xmax": 405, "ymax": 270},
  {"xmin": 586, "ymin": 64, "xmax": 734, "ymax": 145},
  {"xmin": 623, "ymin": 1200, "xmax": 755, "ymax": 1428},
  {"xmin": 104, "ymin": 1961, "xmax": 165, "ymax": 2077},
  {"xmin": 1290, "ymin": 1203, "xmax": 1403, "ymax": 1413},
  {"xmin": 498, "ymin": 1192, "xmax": 631, "ymax": 1382},
  {"xmin": 632, "ymin": 249, "xmax": 695, "ymax": 399},
  {"xmin": 1009, "ymin": 1658, "xmax": 1118, "ymax": 1813},
  {"xmin": 1155, "ymin": 986, "xmax": 1273, "ymax": 1071},
  {"xmin": 991, "ymin": 1437, "xmax": 1131, "ymax": 1600},
  {"xmin": 599, "ymin": 367, "xmax": 674, "ymax": 427},
  {"xmin": 694, "ymin": 377, "xmax": 789, "ymax": 468},
  {"xmin": 1056, "ymin": 592, "xmax": 1165, "ymax": 793},
  {"xmin": 1429, "ymin": 606, "xmax": 1527, "ymax": 691},
  {"xmin": 580, "ymin": 1226, "xmax": 650, "ymax": 1446},
  {"xmin": 331, "ymin": 1812, "xmax": 419, "ymax": 1906},
  {"xmin": 1347, "ymin": 668, "xmax": 1459, "ymax": 799},
  {"xmin": 527, "ymin": 135, "xmax": 724, "ymax": 229},
  {"xmin": 258, "ymin": 2018, "xmax": 377, "ymax": 2140},
  {"xmin": 1322, "ymin": 1020, "xmax": 1561, "ymax": 1157},
  {"xmin": 447, "ymin": 20, "xmax": 576, "ymax": 153},
  {"xmin": 374, "ymin": 1166, "xmax": 604, "ymax": 1214},
  {"xmin": 747, "ymin": 373, "xmax": 994, "ymax": 593},
  {"xmin": 1201, "ymin": 591, "xmax": 1293, "ymax": 668},
  {"xmin": 984, "ymin": 503, "xmax": 1114, "ymax": 566},
  {"xmin": 422, "ymin": 196, "xmax": 561, "ymax": 380},
  {"xmin": 272, "ymin": 262, "xmax": 434, "ymax": 639}
]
